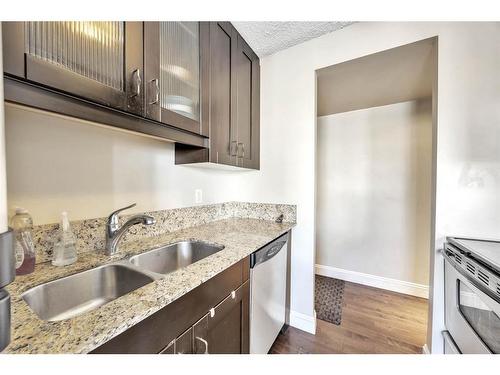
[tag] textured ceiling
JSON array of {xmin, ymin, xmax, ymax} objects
[{"xmin": 232, "ymin": 22, "xmax": 354, "ymax": 57}]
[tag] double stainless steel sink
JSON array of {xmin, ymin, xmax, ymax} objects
[{"xmin": 21, "ymin": 241, "xmax": 224, "ymax": 322}]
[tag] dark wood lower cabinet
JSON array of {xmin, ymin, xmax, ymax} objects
[
  {"xmin": 91, "ymin": 257, "xmax": 250, "ymax": 354},
  {"xmin": 157, "ymin": 280, "xmax": 249, "ymax": 354},
  {"xmin": 194, "ymin": 281, "xmax": 249, "ymax": 354}
]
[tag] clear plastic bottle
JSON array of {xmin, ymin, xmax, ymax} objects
[
  {"xmin": 52, "ymin": 211, "xmax": 78, "ymax": 266},
  {"xmin": 11, "ymin": 207, "xmax": 36, "ymax": 275}
]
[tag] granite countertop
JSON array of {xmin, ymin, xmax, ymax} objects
[{"xmin": 5, "ymin": 218, "xmax": 294, "ymax": 354}]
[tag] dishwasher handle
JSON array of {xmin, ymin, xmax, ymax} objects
[
  {"xmin": 251, "ymin": 239, "xmax": 287, "ymax": 268},
  {"xmin": 266, "ymin": 244, "xmax": 284, "ymax": 258}
]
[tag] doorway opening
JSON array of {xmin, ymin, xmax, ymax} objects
[{"xmin": 274, "ymin": 37, "xmax": 438, "ymax": 354}]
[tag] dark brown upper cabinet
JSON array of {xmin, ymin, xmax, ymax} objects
[
  {"xmin": 3, "ymin": 21, "xmax": 144, "ymax": 115},
  {"xmin": 143, "ymin": 22, "xmax": 209, "ymax": 135},
  {"xmin": 175, "ymin": 22, "xmax": 260, "ymax": 170},
  {"xmin": 2, "ymin": 21, "xmax": 258, "ymax": 153},
  {"xmin": 233, "ymin": 34, "xmax": 260, "ymax": 169},
  {"xmin": 2, "ymin": 21, "xmax": 206, "ymax": 147},
  {"xmin": 208, "ymin": 21, "xmax": 237, "ymax": 166}
]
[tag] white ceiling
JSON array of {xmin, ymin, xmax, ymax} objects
[
  {"xmin": 317, "ymin": 37, "xmax": 436, "ymax": 116},
  {"xmin": 232, "ymin": 22, "xmax": 354, "ymax": 57}
]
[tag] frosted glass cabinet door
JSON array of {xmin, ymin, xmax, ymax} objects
[
  {"xmin": 144, "ymin": 22, "xmax": 208, "ymax": 135},
  {"xmin": 5, "ymin": 21, "xmax": 144, "ymax": 114}
]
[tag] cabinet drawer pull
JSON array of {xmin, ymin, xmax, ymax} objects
[
  {"xmin": 149, "ymin": 78, "xmax": 160, "ymax": 105},
  {"xmin": 209, "ymin": 308, "xmax": 215, "ymax": 318},
  {"xmin": 231, "ymin": 290, "xmax": 236, "ymax": 299},
  {"xmin": 195, "ymin": 336, "xmax": 209, "ymax": 354}
]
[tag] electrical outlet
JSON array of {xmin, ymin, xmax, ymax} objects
[{"xmin": 195, "ymin": 189, "xmax": 203, "ymax": 204}]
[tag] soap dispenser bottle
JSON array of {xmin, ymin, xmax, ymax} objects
[
  {"xmin": 52, "ymin": 212, "xmax": 78, "ymax": 266},
  {"xmin": 11, "ymin": 207, "xmax": 36, "ymax": 275}
]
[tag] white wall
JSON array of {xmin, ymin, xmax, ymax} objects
[
  {"xmin": 240, "ymin": 22, "xmax": 500, "ymax": 351},
  {"xmin": 316, "ymin": 100, "xmax": 432, "ymax": 287},
  {"xmin": 5, "ymin": 104, "xmax": 244, "ymax": 224}
]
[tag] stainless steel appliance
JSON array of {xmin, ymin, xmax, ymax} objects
[
  {"xmin": 249, "ymin": 232, "xmax": 289, "ymax": 354},
  {"xmin": 444, "ymin": 237, "xmax": 500, "ymax": 354},
  {"xmin": 0, "ymin": 229, "xmax": 15, "ymax": 352}
]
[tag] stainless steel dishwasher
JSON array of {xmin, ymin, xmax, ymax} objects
[{"xmin": 249, "ymin": 232, "xmax": 289, "ymax": 354}]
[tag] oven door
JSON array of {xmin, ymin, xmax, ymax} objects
[{"xmin": 445, "ymin": 259, "xmax": 500, "ymax": 354}]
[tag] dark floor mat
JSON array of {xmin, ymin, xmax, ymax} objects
[{"xmin": 315, "ymin": 275, "xmax": 345, "ymax": 325}]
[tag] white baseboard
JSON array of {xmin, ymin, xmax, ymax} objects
[
  {"xmin": 289, "ymin": 309, "xmax": 317, "ymax": 334},
  {"xmin": 422, "ymin": 344, "xmax": 430, "ymax": 354},
  {"xmin": 315, "ymin": 264, "xmax": 429, "ymax": 299}
]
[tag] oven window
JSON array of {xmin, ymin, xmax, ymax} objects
[{"xmin": 458, "ymin": 281, "xmax": 500, "ymax": 353}]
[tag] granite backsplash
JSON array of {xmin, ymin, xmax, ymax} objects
[{"xmin": 31, "ymin": 202, "xmax": 296, "ymax": 263}]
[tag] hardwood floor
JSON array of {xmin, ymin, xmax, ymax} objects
[{"xmin": 270, "ymin": 280, "xmax": 428, "ymax": 354}]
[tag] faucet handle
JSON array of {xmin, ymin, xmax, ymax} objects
[{"xmin": 108, "ymin": 203, "xmax": 137, "ymax": 225}]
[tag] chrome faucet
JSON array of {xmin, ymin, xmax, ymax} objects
[{"xmin": 105, "ymin": 203, "xmax": 156, "ymax": 255}]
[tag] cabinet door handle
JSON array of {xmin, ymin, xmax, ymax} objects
[
  {"xmin": 237, "ymin": 142, "xmax": 244, "ymax": 158},
  {"xmin": 195, "ymin": 336, "xmax": 209, "ymax": 354},
  {"xmin": 130, "ymin": 68, "xmax": 141, "ymax": 98},
  {"xmin": 149, "ymin": 78, "xmax": 160, "ymax": 105},
  {"xmin": 230, "ymin": 141, "xmax": 238, "ymax": 157}
]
